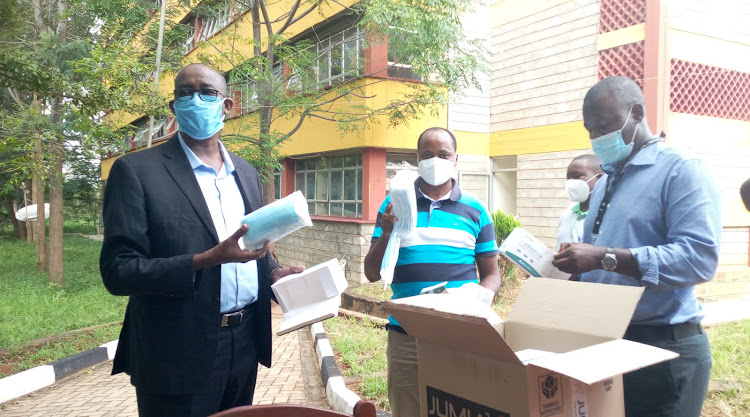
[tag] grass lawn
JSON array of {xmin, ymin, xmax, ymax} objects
[
  {"xmin": 0, "ymin": 231, "xmax": 126, "ymax": 377},
  {"xmin": 324, "ymin": 316, "xmax": 389, "ymax": 411},
  {"xmin": 339, "ymin": 281, "xmax": 750, "ymax": 415}
]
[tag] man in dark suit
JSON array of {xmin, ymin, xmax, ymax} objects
[{"xmin": 100, "ymin": 63, "xmax": 303, "ymax": 417}]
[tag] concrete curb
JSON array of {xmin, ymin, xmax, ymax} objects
[
  {"xmin": 0, "ymin": 340, "xmax": 118, "ymax": 405},
  {"xmin": 310, "ymin": 322, "xmax": 363, "ymax": 415}
]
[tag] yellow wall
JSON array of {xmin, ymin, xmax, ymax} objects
[
  {"xmin": 670, "ymin": 29, "xmax": 750, "ymax": 73},
  {"xmin": 597, "ymin": 23, "xmax": 645, "ymax": 51},
  {"xmin": 224, "ymin": 80, "xmax": 448, "ymax": 156},
  {"xmin": 489, "ymin": 121, "xmax": 590, "ymax": 156}
]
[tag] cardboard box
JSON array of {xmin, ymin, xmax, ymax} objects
[
  {"xmin": 271, "ymin": 258, "xmax": 348, "ymax": 336},
  {"xmin": 384, "ymin": 278, "xmax": 679, "ymax": 417}
]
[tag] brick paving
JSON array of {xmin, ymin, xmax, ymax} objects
[{"xmin": 0, "ymin": 304, "xmax": 327, "ymax": 416}]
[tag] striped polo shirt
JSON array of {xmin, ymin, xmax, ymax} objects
[{"xmin": 372, "ymin": 178, "xmax": 499, "ymax": 326}]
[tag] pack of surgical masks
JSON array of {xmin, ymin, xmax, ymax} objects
[
  {"xmin": 241, "ymin": 190, "xmax": 313, "ymax": 250},
  {"xmin": 380, "ymin": 170, "xmax": 418, "ymax": 288}
]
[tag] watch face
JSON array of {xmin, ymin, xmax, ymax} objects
[{"xmin": 602, "ymin": 254, "xmax": 617, "ymax": 271}]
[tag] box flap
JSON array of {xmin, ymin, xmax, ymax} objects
[
  {"xmin": 271, "ymin": 258, "xmax": 348, "ymax": 313},
  {"xmin": 384, "ymin": 294, "xmax": 522, "ymax": 364},
  {"xmin": 508, "ymin": 278, "xmax": 644, "ymax": 340},
  {"xmin": 527, "ymin": 339, "xmax": 679, "ymax": 385}
]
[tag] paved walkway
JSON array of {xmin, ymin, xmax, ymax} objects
[{"xmin": 0, "ymin": 305, "xmax": 326, "ymax": 416}]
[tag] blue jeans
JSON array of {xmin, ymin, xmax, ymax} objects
[{"xmin": 623, "ymin": 325, "xmax": 711, "ymax": 417}]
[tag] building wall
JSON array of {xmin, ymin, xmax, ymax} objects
[
  {"xmin": 490, "ymin": 0, "xmax": 599, "ymax": 133},
  {"xmin": 516, "ymin": 149, "xmax": 590, "ymax": 248},
  {"xmin": 275, "ymin": 219, "xmax": 374, "ymax": 285}
]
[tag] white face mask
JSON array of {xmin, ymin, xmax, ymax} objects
[
  {"xmin": 418, "ymin": 157, "xmax": 455, "ymax": 186},
  {"xmin": 565, "ymin": 175, "xmax": 599, "ymax": 203}
]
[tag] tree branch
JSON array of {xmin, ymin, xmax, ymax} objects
[
  {"xmin": 258, "ymin": 0, "xmax": 274, "ymax": 39},
  {"xmin": 283, "ymin": 108, "xmax": 310, "ymax": 140},
  {"xmin": 31, "ymin": 0, "xmax": 46, "ymax": 33},
  {"xmin": 276, "ymin": 0, "xmax": 318, "ymax": 35}
]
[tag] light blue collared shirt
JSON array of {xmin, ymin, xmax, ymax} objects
[
  {"xmin": 580, "ymin": 141, "xmax": 722, "ymax": 325},
  {"xmin": 178, "ymin": 134, "xmax": 258, "ymax": 313}
]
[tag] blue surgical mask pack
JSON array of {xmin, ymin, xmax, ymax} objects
[
  {"xmin": 173, "ymin": 93, "xmax": 226, "ymax": 140},
  {"xmin": 590, "ymin": 106, "xmax": 638, "ymax": 164}
]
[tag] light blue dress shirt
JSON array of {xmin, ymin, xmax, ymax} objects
[
  {"xmin": 580, "ymin": 141, "xmax": 722, "ymax": 325},
  {"xmin": 178, "ymin": 134, "xmax": 259, "ymax": 313}
]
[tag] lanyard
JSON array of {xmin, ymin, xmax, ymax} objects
[{"xmin": 591, "ymin": 138, "xmax": 662, "ymax": 240}]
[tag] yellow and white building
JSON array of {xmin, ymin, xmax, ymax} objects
[{"xmin": 102, "ymin": 0, "xmax": 750, "ymax": 299}]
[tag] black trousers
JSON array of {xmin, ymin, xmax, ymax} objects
[
  {"xmin": 135, "ymin": 311, "xmax": 259, "ymax": 417},
  {"xmin": 623, "ymin": 323, "xmax": 711, "ymax": 417}
]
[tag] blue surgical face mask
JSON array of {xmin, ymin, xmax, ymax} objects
[
  {"xmin": 590, "ymin": 106, "xmax": 638, "ymax": 164},
  {"xmin": 172, "ymin": 93, "xmax": 226, "ymax": 140}
]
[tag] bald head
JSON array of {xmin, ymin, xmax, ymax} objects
[
  {"xmin": 174, "ymin": 63, "xmax": 228, "ymax": 96},
  {"xmin": 583, "ymin": 76, "xmax": 644, "ymax": 110},
  {"xmin": 571, "ymin": 154, "xmax": 603, "ymax": 174}
]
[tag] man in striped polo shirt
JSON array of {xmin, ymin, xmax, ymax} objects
[{"xmin": 364, "ymin": 127, "xmax": 501, "ymax": 417}]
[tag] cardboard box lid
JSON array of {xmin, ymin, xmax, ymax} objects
[
  {"xmin": 507, "ymin": 278, "xmax": 644, "ymax": 340},
  {"xmin": 527, "ymin": 338, "xmax": 679, "ymax": 384},
  {"xmin": 385, "ymin": 294, "xmax": 523, "ymax": 365}
]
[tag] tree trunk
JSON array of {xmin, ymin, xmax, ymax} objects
[
  {"xmin": 24, "ymin": 180, "xmax": 34, "ymax": 243},
  {"xmin": 33, "ymin": 124, "xmax": 47, "ymax": 270},
  {"xmin": 4, "ymin": 195, "xmax": 26, "ymax": 240},
  {"xmin": 48, "ymin": 137, "xmax": 64, "ymax": 285},
  {"xmin": 47, "ymin": 1, "xmax": 69, "ymax": 286},
  {"xmin": 48, "ymin": 97, "xmax": 65, "ymax": 286}
]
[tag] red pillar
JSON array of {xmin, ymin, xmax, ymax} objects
[
  {"xmin": 644, "ymin": 0, "xmax": 671, "ymax": 137},
  {"xmin": 282, "ymin": 157, "xmax": 296, "ymax": 198},
  {"xmin": 364, "ymin": 31, "xmax": 388, "ymax": 79},
  {"xmin": 362, "ymin": 148, "xmax": 386, "ymax": 221}
]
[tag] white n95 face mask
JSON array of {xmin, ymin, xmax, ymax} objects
[
  {"xmin": 565, "ymin": 174, "xmax": 599, "ymax": 202},
  {"xmin": 418, "ymin": 157, "xmax": 455, "ymax": 186}
]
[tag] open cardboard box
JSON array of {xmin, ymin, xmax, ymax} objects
[
  {"xmin": 384, "ymin": 278, "xmax": 679, "ymax": 417},
  {"xmin": 271, "ymin": 258, "xmax": 348, "ymax": 336}
]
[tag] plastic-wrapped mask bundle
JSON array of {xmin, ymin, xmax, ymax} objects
[
  {"xmin": 241, "ymin": 190, "xmax": 313, "ymax": 250},
  {"xmin": 380, "ymin": 170, "xmax": 418, "ymax": 288}
]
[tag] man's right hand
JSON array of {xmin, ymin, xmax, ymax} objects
[
  {"xmin": 193, "ymin": 224, "xmax": 270, "ymax": 270},
  {"xmin": 379, "ymin": 203, "xmax": 399, "ymax": 235}
]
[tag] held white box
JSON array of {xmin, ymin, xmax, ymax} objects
[
  {"xmin": 271, "ymin": 258, "xmax": 349, "ymax": 336},
  {"xmin": 384, "ymin": 278, "xmax": 679, "ymax": 417}
]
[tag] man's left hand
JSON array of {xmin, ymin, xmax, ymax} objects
[
  {"xmin": 271, "ymin": 265, "xmax": 306, "ymax": 284},
  {"xmin": 552, "ymin": 242, "xmax": 606, "ymax": 274}
]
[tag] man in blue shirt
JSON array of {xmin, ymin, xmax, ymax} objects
[
  {"xmin": 364, "ymin": 127, "xmax": 501, "ymax": 417},
  {"xmin": 553, "ymin": 76, "xmax": 722, "ymax": 417}
]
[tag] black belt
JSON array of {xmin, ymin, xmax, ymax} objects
[
  {"xmin": 624, "ymin": 323, "xmax": 703, "ymax": 342},
  {"xmin": 220, "ymin": 303, "xmax": 255, "ymax": 328},
  {"xmin": 386, "ymin": 324, "xmax": 408, "ymax": 335}
]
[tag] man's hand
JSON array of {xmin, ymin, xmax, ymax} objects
[
  {"xmin": 193, "ymin": 224, "xmax": 271, "ymax": 270},
  {"xmin": 379, "ymin": 203, "xmax": 398, "ymax": 236},
  {"xmin": 551, "ymin": 242, "xmax": 606, "ymax": 274},
  {"xmin": 271, "ymin": 265, "xmax": 306, "ymax": 284}
]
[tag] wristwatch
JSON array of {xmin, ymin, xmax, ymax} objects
[{"xmin": 601, "ymin": 247, "xmax": 617, "ymax": 271}]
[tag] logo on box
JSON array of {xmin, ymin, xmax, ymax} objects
[
  {"xmin": 538, "ymin": 374, "xmax": 563, "ymax": 416},
  {"xmin": 426, "ymin": 386, "xmax": 510, "ymax": 417}
]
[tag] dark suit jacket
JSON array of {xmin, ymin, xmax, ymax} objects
[{"xmin": 100, "ymin": 135, "xmax": 279, "ymax": 395}]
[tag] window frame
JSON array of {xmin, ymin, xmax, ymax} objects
[{"xmin": 294, "ymin": 153, "xmax": 363, "ymax": 218}]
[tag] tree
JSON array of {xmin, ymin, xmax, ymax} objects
[
  {"xmin": 181, "ymin": 0, "xmax": 487, "ymax": 203},
  {"xmin": 0, "ymin": 0, "xmax": 164, "ymax": 284}
]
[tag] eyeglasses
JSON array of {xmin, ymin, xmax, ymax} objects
[{"xmin": 174, "ymin": 89, "xmax": 225, "ymax": 102}]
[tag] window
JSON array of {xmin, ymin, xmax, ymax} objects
[
  {"xmin": 295, "ymin": 153, "xmax": 362, "ymax": 217},
  {"xmin": 198, "ymin": 2, "xmax": 231, "ymax": 40},
  {"xmin": 386, "ymin": 153, "xmax": 418, "ymax": 191},
  {"xmin": 228, "ymin": 63, "xmax": 283, "ymax": 115},
  {"xmin": 387, "ymin": 31, "xmax": 421, "ymax": 81},
  {"xmin": 183, "ymin": 17, "xmax": 196, "ymax": 54},
  {"xmin": 131, "ymin": 117, "xmax": 167, "ymax": 148},
  {"xmin": 316, "ymin": 26, "xmax": 365, "ymax": 87},
  {"xmin": 274, "ymin": 168, "xmax": 282, "ymax": 200}
]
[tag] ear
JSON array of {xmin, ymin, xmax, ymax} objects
[
  {"xmin": 631, "ymin": 103, "xmax": 645, "ymax": 123},
  {"xmin": 223, "ymin": 97, "xmax": 234, "ymax": 115},
  {"xmin": 453, "ymin": 154, "xmax": 459, "ymax": 166},
  {"xmin": 169, "ymin": 100, "xmax": 176, "ymax": 115}
]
